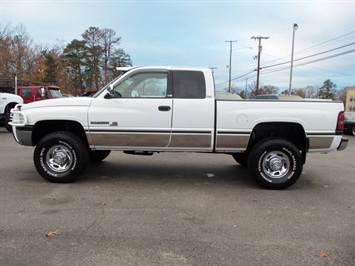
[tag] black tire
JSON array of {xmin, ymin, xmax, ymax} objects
[
  {"xmin": 232, "ymin": 152, "xmax": 248, "ymax": 167},
  {"xmin": 248, "ymin": 138, "xmax": 303, "ymax": 190},
  {"xmin": 352, "ymin": 125, "xmax": 355, "ymax": 136},
  {"xmin": 34, "ymin": 131, "xmax": 89, "ymax": 183},
  {"xmin": 89, "ymin": 150, "xmax": 111, "ymax": 163},
  {"xmin": 4, "ymin": 112, "xmax": 12, "ymax": 132}
]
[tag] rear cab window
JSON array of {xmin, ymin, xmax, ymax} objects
[{"xmin": 172, "ymin": 71, "xmax": 206, "ymax": 99}]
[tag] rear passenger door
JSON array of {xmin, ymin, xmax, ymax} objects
[{"xmin": 169, "ymin": 70, "xmax": 215, "ymax": 151}]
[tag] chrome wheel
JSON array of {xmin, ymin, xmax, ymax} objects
[
  {"xmin": 261, "ymin": 151, "xmax": 290, "ymax": 179},
  {"xmin": 34, "ymin": 131, "xmax": 89, "ymax": 183},
  {"xmin": 46, "ymin": 145, "xmax": 74, "ymax": 173},
  {"xmin": 248, "ymin": 138, "xmax": 303, "ymax": 189}
]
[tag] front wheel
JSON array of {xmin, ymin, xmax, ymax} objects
[
  {"xmin": 248, "ymin": 138, "xmax": 303, "ymax": 190},
  {"xmin": 34, "ymin": 131, "xmax": 89, "ymax": 183},
  {"xmin": 4, "ymin": 106, "xmax": 14, "ymax": 132},
  {"xmin": 4, "ymin": 112, "xmax": 12, "ymax": 132}
]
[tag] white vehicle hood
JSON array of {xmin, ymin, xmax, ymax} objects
[{"xmin": 19, "ymin": 97, "xmax": 94, "ymax": 110}]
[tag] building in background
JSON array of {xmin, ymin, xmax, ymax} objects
[{"xmin": 345, "ymin": 87, "xmax": 355, "ymax": 112}]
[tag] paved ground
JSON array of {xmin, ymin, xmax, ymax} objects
[{"xmin": 0, "ymin": 128, "xmax": 354, "ymax": 266}]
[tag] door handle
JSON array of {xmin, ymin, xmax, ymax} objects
[{"xmin": 158, "ymin": 106, "xmax": 171, "ymax": 111}]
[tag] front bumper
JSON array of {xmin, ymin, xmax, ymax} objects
[
  {"xmin": 12, "ymin": 126, "xmax": 34, "ymax": 146},
  {"xmin": 337, "ymin": 137, "xmax": 348, "ymax": 151}
]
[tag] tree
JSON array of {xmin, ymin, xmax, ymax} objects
[
  {"xmin": 43, "ymin": 51, "xmax": 58, "ymax": 84},
  {"xmin": 82, "ymin": 27, "xmax": 103, "ymax": 90},
  {"xmin": 293, "ymin": 88, "xmax": 305, "ymax": 98},
  {"xmin": 1, "ymin": 24, "xmax": 132, "ymax": 94},
  {"xmin": 259, "ymin": 85, "xmax": 279, "ymax": 95},
  {"xmin": 108, "ymin": 48, "xmax": 132, "ymax": 80},
  {"xmin": 0, "ymin": 23, "xmax": 41, "ymax": 82},
  {"xmin": 238, "ymin": 90, "xmax": 246, "ymax": 99},
  {"xmin": 101, "ymin": 28, "xmax": 121, "ymax": 84},
  {"xmin": 304, "ymin": 86, "xmax": 318, "ymax": 98},
  {"xmin": 319, "ymin": 79, "xmax": 337, "ymax": 99},
  {"xmin": 63, "ymin": 39, "xmax": 87, "ymax": 93}
]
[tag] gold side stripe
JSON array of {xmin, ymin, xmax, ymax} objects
[
  {"xmin": 89, "ymin": 133, "xmax": 170, "ymax": 147},
  {"xmin": 308, "ymin": 137, "xmax": 333, "ymax": 149},
  {"xmin": 169, "ymin": 134, "xmax": 211, "ymax": 148},
  {"xmin": 216, "ymin": 135, "xmax": 250, "ymax": 149}
]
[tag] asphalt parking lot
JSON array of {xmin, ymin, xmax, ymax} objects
[{"xmin": 0, "ymin": 129, "xmax": 354, "ymax": 266}]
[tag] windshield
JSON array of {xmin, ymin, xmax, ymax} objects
[
  {"xmin": 49, "ymin": 89, "xmax": 62, "ymax": 98},
  {"xmin": 92, "ymin": 71, "xmax": 130, "ymax": 98}
]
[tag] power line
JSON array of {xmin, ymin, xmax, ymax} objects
[
  {"xmin": 261, "ymin": 30, "xmax": 355, "ymax": 65},
  {"xmin": 216, "ymin": 48, "xmax": 354, "ymax": 86},
  {"xmin": 262, "ymin": 42, "xmax": 355, "ymax": 70},
  {"xmin": 261, "ymin": 49, "xmax": 355, "ymax": 75},
  {"xmin": 295, "ymin": 30, "xmax": 355, "ymax": 55},
  {"xmin": 217, "ymin": 31, "xmax": 355, "ymax": 88},
  {"xmin": 245, "ymin": 49, "xmax": 354, "ymax": 82}
]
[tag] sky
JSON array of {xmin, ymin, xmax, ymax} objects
[{"xmin": 1, "ymin": 0, "xmax": 354, "ymax": 92}]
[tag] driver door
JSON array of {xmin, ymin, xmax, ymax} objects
[{"xmin": 88, "ymin": 71, "xmax": 172, "ymax": 149}]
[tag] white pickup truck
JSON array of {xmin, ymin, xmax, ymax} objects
[
  {"xmin": 0, "ymin": 92, "xmax": 23, "ymax": 132},
  {"xmin": 10, "ymin": 66, "xmax": 348, "ymax": 189}
]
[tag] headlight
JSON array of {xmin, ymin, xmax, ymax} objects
[{"xmin": 9, "ymin": 111, "xmax": 27, "ymax": 126}]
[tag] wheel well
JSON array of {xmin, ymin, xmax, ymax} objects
[
  {"xmin": 32, "ymin": 120, "xmax": 88, "ymax": 146},
  {"xmin": 5, "ymin": 102, "xmax": 18, "ymax": 113},
  {"xmin": 248, "ymin": 122, "xmax": 307, "ymax": 163}
]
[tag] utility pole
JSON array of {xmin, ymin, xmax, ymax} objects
[
  {"xmin": 288, "ymin": 23, "xmax": 298, "ymax": 95},
  {"xmin": 14, "ymin": 73, "xmax": 18, "ymax": 95},
  {"xmin": 225, "ymin": 40, "xmax": 237, "ymax": 92},
  {"xmin": 251, "ymin": 36, "xmax": 269, "ymax": 96}
]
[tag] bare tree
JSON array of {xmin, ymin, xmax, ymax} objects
[{"xmin": 101, "ymin": 28, "xmax": 121, "ymax": 84}]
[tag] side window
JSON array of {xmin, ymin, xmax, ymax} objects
[
  {"xmin": 173, "ymin": 71, "xmax": 206, "ymax": 99},
  {"xmin": 113, "ymin": 72, "xmax": 168, "ymax": 98},
  {"xmin": 21, "ymin": 88, "xmax": 32, "ymax": 97}
]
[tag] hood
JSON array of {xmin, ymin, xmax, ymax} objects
[
  {"xmin": 19, "ymin": 97, "xmax": 94, "ymax": 111},
  {"xmin": 0, "ymin": 92, "xmax": 23, "ymax": 102}
]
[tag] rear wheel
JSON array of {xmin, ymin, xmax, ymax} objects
[
  {"xmin": 34, "ymin": 131, "xmax": 89, "ymax": 183},
  {"xmin": 248, "ymin": 138, "xmax": 303, "ymax": 190},
  {"xmin": 352, "ymin": 125, "xmax": 355, "ymax": 136}
]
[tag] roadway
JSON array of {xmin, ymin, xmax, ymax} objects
[{"xmin": 0, "ymin": 129, "xmax": 354, "ymax": 265}]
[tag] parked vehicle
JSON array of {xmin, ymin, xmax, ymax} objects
[
  {"xmin": 10, "ymin": 66, "xmax": 348, "ymax": 189},
  {"xmin": 344, "ymin": 112, "xmax": 355, "ymax": 136},
  {"xmin": 0, "ymin": 92, "xmax": 23, "ymax": 132},
  {"xmin": 17, "ymin": 86, "xmax": 62, "ymax": 103}
]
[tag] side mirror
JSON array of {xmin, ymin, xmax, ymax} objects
[
  {"xmin": 104, "ymin": 84, "xmax": 114, "ymax": 99},
  {"xmin": 40, "ymin": 87, "xmax": 45, "ymax": 97}
]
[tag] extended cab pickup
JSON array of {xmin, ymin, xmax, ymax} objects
[{"xmin": 10, "ymin": 66, "xmax": 348, "ymax": 189}]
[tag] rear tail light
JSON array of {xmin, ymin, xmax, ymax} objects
[{"xmin": 336, "ymin": 111, "xmax": 345, "ymax": 131}]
